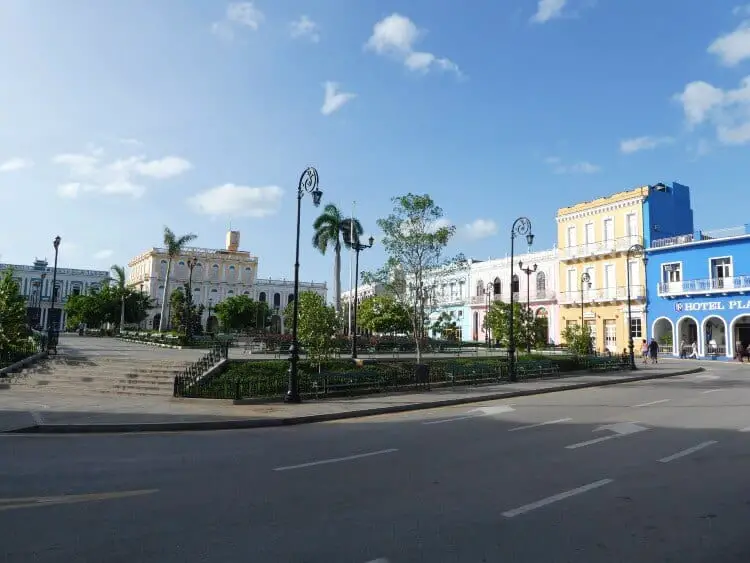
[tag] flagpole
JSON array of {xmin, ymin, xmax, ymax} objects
[{"xmin": 348, "ymin": 201, "xmax": 355, "ymax": 337}]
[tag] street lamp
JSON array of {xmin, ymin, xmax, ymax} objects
[
  {"xmin": 580, "ymin": 272, "xmax": 591, "ymax": 352},
  {"xmin": 508, "ymin": 217, "xmax": 534, "ymax": 382},
  {"xmin": 48, "ymin": 236, "xmax": 61, "ymax": 346},
  {"xmin": 626, "ymin": 244, "xmax": 645, "ymax": 370},
  {"xmin": 485, "ymin": 281, "xmax": 493, "ymax": 348},
  {"xmin": 185, "ymin": 257, "xmax": 198, "ymax": 341},
  {"xmin": 350, "ymin": 235, "xmax": 375, "ymax": 359},
  {"xmin": 286, "ymin": 167, "xmax": 323, "ymax": 404},
  {"xmin": 519, "ymin": 261, "xmax": 538, "ymax": 354},
  {"xmin": 139, "ymin": 283, "xmax": 145, "ymax": 330}
]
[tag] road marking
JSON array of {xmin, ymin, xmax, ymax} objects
[
  {"xmin": 566, "ymin": 436, "xmax": 616, "ymax": 449},
  {"xmin": 508, "ymin": 418, "xmax": 571, "ymax": 432},
  {"xmin": 658, "ymin": 441, "xmax": 717, "ymax": 463},
  {"xmin": 29, "ymin": 411, "xmax": 44, "ymax": 425},
  {"xmin": 695, "ymin": 374, "xmax": 720, "ymax": 381},
  {"xmin": 701, "ymin": 388, "xmax": 724, "ymax": 394},
  {"xmin": 424, "ymin": 404, "xmax": 514, "ymax": 425},
  {"xmin": 0, "ymin": 489, "xmax": 158, "ymax": 512},
  {"xmin": 740, "ymin": 426, "xmax": 750, "ymax": 432},
  {"xmin": 566, "ymin": 422, "xmax": 648, "ymax": 449},
  {"xmin": 632, "ymin": 399, "xmax": 670, "ymax": 408},
  {"xmin": 273, "ymin": 449, "xmax": 398, "ymax": 471},
  {"xmin": 502, "ymin": 478, "xmax": 613, "ymax": 518},
  {"xmin": 364, "ymin": 559, "xmax": 390, "ymax": 563}
]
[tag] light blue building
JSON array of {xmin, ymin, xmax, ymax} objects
[
  {"xmin": 425, "ymin": 259, "xmax": 476, "ymax": 342},
  {"xmin": 647, "ymin": 224, "xmax": 750, "ymax": 360}
]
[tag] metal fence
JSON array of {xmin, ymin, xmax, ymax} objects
[
  {"xmin": 173, "ymin": 343, "xmax": 229, "ymax": 397},
  {"xmin": 0, "ymin": 339, "xmax": 43, "ymax": 370}
]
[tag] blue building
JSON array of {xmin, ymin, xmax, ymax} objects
[{"xmin": 646, "ymin": 224, "xmax": 750, "ymax": 359}]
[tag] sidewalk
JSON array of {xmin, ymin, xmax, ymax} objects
[{"xmin": 0, "ymin": 364, "xmax": 703, "ymax": 434}]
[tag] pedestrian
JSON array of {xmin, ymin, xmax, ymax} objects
[
  {"xmin": 641, "ymin": 339, "xmax": 649, "ymax": 364},
  {"xmin": 679, "ymin": 339, "xmax": 687, "ymax": 359},
  {"xmin": 688, "ymin": 341, "xmax": 699, "ymax": 359},
  {"xmin": 648, "ymin": 339, "xmax": 659, "ymax": 364},
  {"xmin": 736, "ymin": 339, "xmax": 744, "ymax": 362}
]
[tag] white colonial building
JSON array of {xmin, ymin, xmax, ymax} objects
[
  {"xmin": 469, "ymin": 248, "xmax": 560, "ymax": 345},
  {"xmin": 0, "ymin": 258, "xmax": 108, "ymax": 330},
  {"xmin": 127, "ymin": 230, "xmax": 327, "ymax": 333}
]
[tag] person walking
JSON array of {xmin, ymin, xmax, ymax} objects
[
  {"xmin": 641, "ymin": 339, "xmax": 649, "ymax": 364},
  {"xmin": 648, "ymin": 338, "xmax": 659, "ymax": 364}
]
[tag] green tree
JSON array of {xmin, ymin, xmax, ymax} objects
[
  {"xmin": 110, "ymin": 264, "xmax": 127, "ymax": 331},
  {"xmin": 430, "ymin": 311, "xmax": 459, "ymax": 341},
  {"xmin": 561, "ymin": 323, "xmax": 593, "ymax": 355},
  {"xmin": 284, "ymin": 291, "xmax": 340, "ymax": 368},
  {"xmin": 312, "ymin": 204, "xmax": 363, "ymax": 316},
  {"xmin": 361, "ymin": 194, "xmax": 460, "ymax": 362},
  {"xmin": 0, "ymin": 269, "xmax": 28, "ymax": 348},
  {"xmin": 158, "ymin": 227, "xmax": 197, "ymax": 333},
  {"xmin": 64, "ymin": 285, "xmax": 152, "ymax": 330},
  {"xmin": 357, "ymin": 295, "xmax": 411, "ymax": 335},
  {"xmin": 169, "ymin": 287, "xmax": 186, "ymax": 332},
  {"xmin": 484, "ymin": 301, "xmax": 527, "ymax": 347},
  {"xmin": 214, "ymin": 295, "xmax": 258, "ymax": 333}
]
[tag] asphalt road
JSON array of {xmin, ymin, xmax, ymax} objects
[{"xmin": 1, "ymin": 361, "xmax": 749, "ymax": 562}]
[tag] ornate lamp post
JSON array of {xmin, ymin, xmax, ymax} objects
[
  {"xmin": 580, "ymin": 272, "xmax": 591, "ymax": 351},
  {"xmin": 508, "ymin": 218, "xmax": 534, "ymax": 382},
  {"xmin": 626, "ymin": 244, "xmax": 645, "ymax": 370},
  {"xmin": 185, "ymin": 257, "xmax": 198, "ymax": 341},
  {"xmin": 139, "ymin": 282, "xmax": 145, "ymax": 330},
  {"xmin": 286, "ymin": 167, "xmax": 323, "ymax": 404},
  {"xmin": 519, "ymin": 261, "xmax": 537, "ymax": 354},
  {"xmin": 207, "ymin": 298, "xmax": 213, "ymax": 334},
  {"xmin": 485, "ymin": 281, "xmax": 493, "ymax": 348},
  {"xmin": 47, "ymin": 237, "xmax": 61, "ymax": 347},
  {"xmin": 349, "ymin": 235, "xmax": 374, "ymax": 359}
]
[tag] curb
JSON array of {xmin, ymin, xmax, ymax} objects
[{"xmin": 5, "ymin": 367, "xmax": 705, "ymax": 434}]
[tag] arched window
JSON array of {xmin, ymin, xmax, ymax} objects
[
  {"xmin": 228, "ymin": 265, "xmax": 237, "ymax": 281},
  {"xmin": 536, "ymin": 271, "xmax": 547, "ymax": 298},
  {"xmin": 178, "ymin": 261, "xmax": 185, "ymax": 279},
  {"xmin": 160, "ymin": 260, "xmax": 168, "ymax": 278},
  {"xmin": 194, "ymin": 263, "xmax": 203, "ymax": 280},
  {"xmin": 288, "ymin": 294, "xmax": 295, "ymax": 304},
  {"xmin": 273, "ymin": 293, "xmax": 281, "ymax": 308},
  {"xmin": 259, "ymin": 292, "xmax": 267, "ymax": 302},
  {"xmin": 228, "ymin": 290, "xmax": 234, "ymax": 296},
  {"xmin": 476, "ymin": 280, "xmax": 484, "ymax": 296},
  {"xmin": 211, "ymin": 264, "xmax": 219, "ymax": 280},
  {"xmin": 493, "ymin": 277, "xmax": 501, "ymax": 295},
  {"xmin": 511, "ymin": 274, "xmax": 519, "ymax": 294}
]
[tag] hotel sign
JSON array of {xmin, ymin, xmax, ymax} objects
[{"xmin": 674, "ymin": 300, "xmax": 750, "ymax": 312}]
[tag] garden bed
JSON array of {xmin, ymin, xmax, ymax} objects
[{"xmin": 178, "ymin": 355, "xmax": 586, "ymax": 400}]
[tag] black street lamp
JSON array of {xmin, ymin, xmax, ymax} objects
[
  {"xmin": 508, "ymin": 218, "xmax": 534, "ymax": 382},
  {"xmin": 48, "ymin": 236, "xmax": 61, "ymax": 345},
  {"xmin": 286, "ymin": 167, "xmax": 323, "ymax": 404},
  {"xmin": 185, "ymin": 257, "xmax": 198, "ymax": 341},
  {"xmin": 519, "ymin": 261, "xmax": 537, "ymax": 354},
  {"xmin": 626, "ymin": 244, "xmax": 645, "ymax": 370},
  {"xmin": 207, "ymin": 298, "xmax": 213, "ymax": 334},
  {"xmin": 580, "ymin": 272, "xmax": 591, "ymax": 351},
  {"xmin": 139, "ymin": 283, "xmax": 145, "ymax": 330},
  {"xmin": 485, "ymin": 282, "xmax": 493, "ymax": 348},
  {"xmin": 350, "ymin": 235, "xmax": 374, "ymax": 359}
]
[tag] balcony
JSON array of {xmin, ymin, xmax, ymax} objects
[
  {"xmin": 559, "ymin": 285, "xmax": 645, "ymax": 305},
  {"xmin": 651, "ymin": 225, "xmax": 750, "ymax": 249},
  {"xmin": 470, "ymin": 291, "xmax": 555, "ymax": 306},
  {"xmin": 657, "ymin": 275, "xmax": 750, "ymax": 297},
  {"xmin": 560, "ymin": 236, "xmax": 643, "ymax": 262}
]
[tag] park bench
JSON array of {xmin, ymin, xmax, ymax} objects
[
  {"xmin": 274, "ymin": 343, "xmax": 291, "ymax": 359},
  {"xmin": 516, "ymin": 360, "xmax": 560, "ymax": 379},
  {"xmin": 585, "ymin": 356, "xmax": 624, "ymax": 372}
]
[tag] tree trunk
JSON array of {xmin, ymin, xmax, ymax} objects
[
  {"xmin": 158, "ymin": 259, "xmax": 172, "ymax": 332},
  {"xmin": 119, "ymin": 294, "xmax": 125, "ymax": 332},
  {"xmin": 333, "ymin": 244, "xmax": 341, "ymax": 315}
]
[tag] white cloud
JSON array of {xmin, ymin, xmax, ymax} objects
[
  {"xmin": 52, "ymin": 147, "xmax": 191, "ymax": 198},
  {"xmin": 119, "ymin": 138, "xmax": 143, "ymax": 146},
  {"xmin": 619, "ymin": 136, "xmax": 674, "ymax": 154},
  {"xmin": 321, "ymin": 82, "xmax": 356, "ymax": 115},
  {"xmin": 290, "ymin": 15, "xmax": 319, "ymax": 42},
  {"xmin": 93, "ymin": 249, "xmax": 114, "ymax": 260},
  {"xmin": 187, "ymin": 184, "xmax": 283, "ymax": 217},
  {"xmin": 734, "ymin": 4, "xmax": 750, "ymax": 16},
  {"xmin": 708, "ymin": 20, "xmax": 750, "ymax": 66},
  {"xmin": 675, "ymin": 77, "xmax": 750, "ymax": 145},
  {"xmin": 212, "ymin": 2, "xmax": 264, "ymax": 40},
  {"xmin": 464, "ymin": 219, "xmax": 498, "ymax": 240},
  {"xmin": 545, "ymin": 156, "xmax": 600, "ymax": 174},
  {"xmin": 0, "ymin": 157, "xmax": 33, "ymax": 172},
  {"xmin": 530, "ymin": 0, "xmax": 566, "ymax": 23},
  {"xmin": 365, "ymin": 13, "xmax": 461, "ymax": 76}
]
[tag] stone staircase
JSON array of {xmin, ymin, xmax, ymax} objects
[{"xmin": 7, "ymin": 353, "xmax": 192, "ymax": 397}]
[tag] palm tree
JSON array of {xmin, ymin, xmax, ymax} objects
[
  {"xmin": 158, "ymin": 227, "xmax": 197, "ymax": 332},
  {"xmin": 110, "ymin": 264, "xmax": 127, "ymax": 331},
  {"xmin": 312, "ymin": 204, "xmax": 362, "ymax": 314}
]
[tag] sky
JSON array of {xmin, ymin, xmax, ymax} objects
[{"xmin": 1, "ymin": 0, "xmax": 749, "ymax": 295}]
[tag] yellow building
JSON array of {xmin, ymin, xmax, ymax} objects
[{"xmin": 556, "ymin": 187, "xmax": 648, "ymax": 353}]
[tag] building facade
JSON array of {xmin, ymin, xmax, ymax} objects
[
  {"xmin": 423, "ymin": 261, "xmax": 473, "ymax": 341},
  {"xmin": 647, "ymin": 224, "xmax": 750, "ymax": 360},
  {"xmin": 469, "ymin": 249, "xmax": 559, "ymax": 345},
  {"xmin": 0, "ymin": 258, "xmax": 108, "ymax": 330},
  {"xmin": 127, "ymin": 230, "xmax": 327, "ymax": 332},
  {"xmin": 556, "ymin": 182, "xmax": 693, "ymax": 353}
]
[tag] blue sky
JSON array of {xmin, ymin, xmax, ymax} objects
[{"xmin": 1, "ymin": 0, "xmax": 749, "ymax": 293}]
